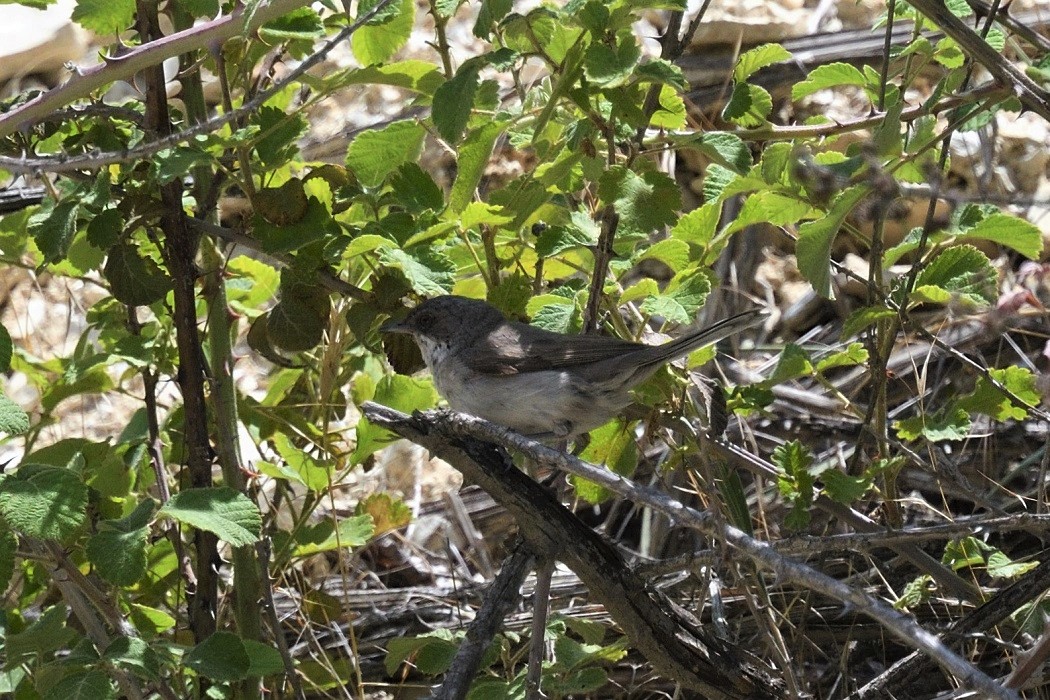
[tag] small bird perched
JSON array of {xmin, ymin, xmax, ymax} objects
[{"xmin": 382, "ymin": 295, "xmax": 765, "ymax": 440}]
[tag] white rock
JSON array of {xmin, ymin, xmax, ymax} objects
[{"xmin": 0, "ymin": 0, "xmax": 87, "ymax": 85}]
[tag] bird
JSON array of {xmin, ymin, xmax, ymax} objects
[{"xmin": 382, "ymin": 295, "xmax": 765, "ymax": 440}]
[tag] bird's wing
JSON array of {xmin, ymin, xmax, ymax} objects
[{"xmin": 463, "ymin": 323, "xmax": 646, "ymax": 375}]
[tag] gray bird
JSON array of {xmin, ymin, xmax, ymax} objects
[{"xmin": 382, "ymin": 295, "xmax": 765, "ymax": 439}]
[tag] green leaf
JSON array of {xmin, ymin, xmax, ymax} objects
[
  {"xmin": 86, "ymin": 207, "xmax": 123, "ymax": 250},
  {"xmin": 535, "ymin": 222, "xmax": 599, "ymax": 257},
  {"xmin": 690, "ymin": 132, "xmax": 752, "ymax": 173},
  {"xmin": 327, "ymin": 60, "xmax": 444, "ymax": 95},
  {"xmin": 943, "ymin": 537, "xmax": 987, "ymax": 571},
  {"xmin": 911, "ymin": 245, "xmax": 996, "ymax": 308},
  {"xmin": 583, "ymin": 30, "xmax": 641, "ymax": 87},
  {"xmin": 43, "ymin": 669, "xmax": 115, "ymax": 700},
  {"xmin": 649, "ymin": 84, "xmax": 686, "ymax": 129},
  {"xmin": 353, "ymin": 374, "xmax": 438, "ymax": 461},
  {"xmin": 640, "ymin": 270, "xmax": 711, "ymax": 324},
  {"xmin": 346, "ymin": 120, "xmax": 427, "ymax": 188},
  {"xmin": 791, "ymin": 63, "xmax": 868, "ymax": 100},
  {"xmin": 598, "ymin": 166, "xmax": 680, "ymax": 234},
  {"xmin": 259, "ymin": 6, "xmax": 323, "ymax": 43},
  {"xmin": 253, "ymin": 105, "xmax": 308, "ymax": 168},
  {"xmin": 962, "ymin": 213, "xmax": 1043, "ymax": 259},
  {"xmin": 842, "ymin": 306, "xmax": 896, "ymax": 337},
  {"xmin": 386, "ymin": 632, "xmax": 459, "ymax": 676},
  {"xmin": 722, "ymin": 83, "xmax": 773, "ymax": 127},
  {"xmin": 528, "ymin": 294, "xmax": 581, "ymax": 334},
  {"xmin": 450, "ymin": 121, "xmax": 505, "ymax": 212},
  {"xmin": 815, "ymin": 343, "xmax": 869, "ymax": 372},
  {"xmin": 821, "ymin": 468, "xmax": 872, "ymax": 504},
  {"xmin": 352, "ymin": 0, "xmax": 415, "ymax": 65},
  {"xmin": 894, "ymin": 407, "xmax": 971, "ymax": 442},
  {"xmin": 670, "ymin": 203, "xmax": 719, "ymax": 247},
  {"xmin": 29, "ymin": 199, "xmax": 78, "ymax": 263},
  {"xmin": 294, "ymin": 514, "xmax": 375, "ymax": 556},
  {"xmin": 957, "ymin": 366, "xmax": 1040, "ymax": 421},
  {"xmin": 0, "ymin": 465, "xmax": 87, "ymax": 541},
  {"xmin": 724, "ymin": 191, "xmax": 818, "ymax": 235},
  {"xmin": 104, "ymin": 242, "xmax": 173, "ymax": 306},
  {"xmin": 0, "ymin": 393, "xmax": 28, "ymax": 435},
  {"xmin": 71, "ymin": 0, "xmax": 134, "ymax": 34},
  {"xmin": 0, "ymin": 522, "xmax": 15, "ymax": 593},
  {"xmin": 769, "ymin": 343, "xmax": 813, "ymax": 383},
  {"xmin": 358, "ymin": 492, "xmax": 412, "ymax": 534},
  {"xmin": 87, "ymin": 501, "xmax": 151, "ymax": 586},
  {"xmin": 796, "ymin": 186, "xmax": 867, "ymax": 298},
  {"xmin": 573, "ymin": 420, "xmax": 636, "ymax": 504},
  {"xmin": 185, "ymin": 632, "xmax": 252, "ymax": 682},
  {"xmin": 637, "ymin": 238, "xmax": 690, "ymax": 270},
  {"xmin": 986, "ymin": 550, "xmax": 1039, "ymax": 579},
  {"xmin": 104, "ymin": 637, "xmax": 161, "ymax": 681},
  {"xmin": 733, "ymin": 43, "xmax": 791, "ymax": 81},
  {"xmin": 380, "ymin": 247, "xmax": 456, "ymax": 295},
  {"xmin": 433, "ymin": 65, "xmax": 480, "ymax": 144},
  {"xmin": 159, "ymin": 487, "xmax": 261, "ymax": 547},
  {"xmin": 267, "ymin": 294, "xmax": 328, "ymax": 352}
]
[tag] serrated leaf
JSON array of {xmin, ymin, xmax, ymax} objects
[
  {"xmin": 791, "ymin": 63, "xmax": 868, "ymax": 100},
  {"xmin": 733, "ymin": 43, "xmax": 791, "ymax": 81},
  {"xmin": 103, "ymin": 637, "xmax": 161, "ymax": 681},
  {"xmin": 573, "ymin": 420, "xmax": 636, "ymax": 504},
  {"xmin": 535, "ymin": 223, "xmax": 598, "ymax": 257},
  {"xmin": 353, "ymin": 0, "xmax": 415, "ymax": 65},
  {"xmin": 637, "ymin": 238, "xmax": 690, "ymax": 270},
  {"xmin": 294, "ymin": 514, "xmax": 375, "ymax": 556},
  {"xmin": 71, "ymin": 0, "xmax": 134, "ymax": 34},
  {"xmin": 957, "ymin": 366, "xmax": 1039, "ymax": 420},
  {"xmin": 649, "ymin": 84, "xmax": 686, "ymax": 129},
  {"xmin": 528, "ymin": 294, "xmax": 581, "ymax": 333},
  {"xmin": 640, "ymin": 270, "xmax": 710, "ymax": 324},
  {"xmin": 686, "ymin": 132, "xmax": 752, "ymax": 174},
  {"xmin": 328, "ymin": 60, "xmax": 444, "ymax": 95},
  {"xmin": 160, "ymin": 487, "xmax": 261, "ymax": 547},
  {"xmin": 450, "ymin": 121, "xmax": 504, "ymax": 212},
  {"xmin": 104, "ymin": 242, "xmax": 173, "ymax": 306},
  {"xmin": 353, "ymin": 374, "xmax": 438, "ymax": 461},
  {"xmin": 0, "ymin": 522, "xmax": 15, "ymax": 593},
  {"xmin": 912, "ymin": 245, "xmax": 996, "ymax": 308},
  {"xmin": 842, "ymin": 306, "xmax": 896, "ymax": 337},
  {"xmin": 380, "ymin": 247, "xmax": 456, "ymax": 295},
  {"xmin": 943, "ymin": 537, "xmax": 986, "ymax": 570},
  {"xmin": 357, "ymin": 493, "xmax": 412, "ymax": 534},
  {"xmin": 821, "ymin": 468, "xmax": 872, "ymax": 504},
  {"xmin": 0, "ymin": 465, "xmax": 87, "ymax": 541},
  {"xmin": 346, "ymin": 120, "xmax": 426, "ymax": 188},
  {"xmin": 259, "ymin": 6, "xmax": 323, "ymax": 43},
  {"xmin": 962, "ymin": 213, "xmax": 1043, "ymax": 259},
  {"xmin": 267, "ymin": 296, "xmax": 326, "ymax": 352},
  {"xmin": 29, "ymin": 199, "xmax": 78, "ymax": 263},
  {"xmin": 815, "ymin": 342, "xmax": 869, "ymax": 371},
  {"xmin": 43, "ymin": 669, "xmax": 115, "ymax": 700},
  {"xmin": 635, "ymin": 58, "xmax": 687, "ymax": 89},
  {"xmin": 253, "ymin": 105, "xmax": 307, "ymax": 168},
  {"xmin": 86, "ymin": 208, "xmax": 123, "ymax": 250},
  {"xmin": 87, "ymin": 525, "xmax": 148, "ymax": 586},
  {"xmin": 894, "ymin": 407, "xmax": 971, "ymax": 441},
  {"xmin": 390, "ymin": 162, "xmax": 444, "ymax": 212},
  {"xmin": 670, "ymin": 203, "xmax": 719, "ymax": 247},
  {"xmin": 724, "ymin": 191, "xmax": 818, "ymax": 235},
  {"xmin": 770, "ymin": 343, "xmax": 813, "ymax": 383},
  {"xmin": 433, "ymin": 65, "xmax": 480, "ymax": 144},
  {"xmin": 722, "ymin": 83, "xmax": 773, "ymax": 127},
  {"xmin": 796, "ymin": 186, "xmax": 867, "ymax": 299},
  {"xmin": 987, "ymin": 550, "xmax": 1039, "ymax": 579},
  {"xmin": 185, "ymin": 632, "xmax": 252, "ymax": 682},
  {"xmin": 0, "ymin": 393, "xmax": 28, "ymax": 435},
  {"xmin": 583, "ymin": 30, "xmax": 641, "ymax": 87},
  {"xmin": 598, "ymin": 166, "xmax": 680, "ymax": 234}
]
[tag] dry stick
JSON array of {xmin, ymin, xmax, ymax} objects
[
  {"xmin": 362, "ymin": 404, "xmax": 1016, "ymax": 700},
  {"xmin": 434, "ymin": 542, "xmax": 535, "ymax": 700},
  {"xmin": 363, "ymin": 405, "xmax": 785, "ymax": 699},
  {"xmin": 854, "ymin": 557, "xmax": 1050, "ymax": 698},
  {"xmin": 257, "ymin": 539, "xmax": 308, "ymax": 700}
]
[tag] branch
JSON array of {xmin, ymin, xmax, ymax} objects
[
  {"xmin": 363, "ymin": 403, "xmax": 785, "ymax": 699},
  {"xmin": 362, "ymin": 404, "xmax": 1018, "ymax": 700}
]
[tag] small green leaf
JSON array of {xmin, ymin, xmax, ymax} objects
[
  {"xmin": 821, "ymin": 468, "xmax": 872, "ymax": 504},
  {"xmin": 894, "ymin": 407, "xmax": 971, "ymax": 442},
  {"xmin": 962, "ymin": 213, "xmax": 1043, "ymax": 259},
  {"xmin": 87, "ymin": 523, "xmax": 149, "ymax": 586},
  {"xmin": 29, "ymin": 199, "xmax": 78, "ymax": 263},
  {"xmin": 598, "ymin": 166, "xmax": 680, "ymax": 234},
  {"xmin": 770, "ymin": 343, "xmax": 813, "ymax": 383},
  {"xmin": 253, "ymin": 105, "xmax": 308, "ymax": 168},
  {"xmin": 185, "ymin": 632, "xmax": 252, "ymax": 682},
  {"xmin": 0, "ymin": 465, "xmax": 88, "ymax": 541},
  {"xmin": 842, "ymin": 306, "xmax": 896, "ymax": 337},
  {"xmin": 791, "ymin": 63, "xmax": 868, "ymax": 100},
  {"xmin": 160, "ymin": 487, "xmax": 262, "ymax": 547},
  {"xmin": 104, "ymin": 637, "xmax": 161, "ymax": 681},
  {"xmin": 0, "ymin": 393, "xmax": 28, "ymax": 435},
  {"xmin": 670, "ymin": 203, "xmax": 719, "ymax": 248},
  {"xmin": 815, "ymin": 343, "xmax": 869, "ymax": 372},
  {"xmin": 943, "ymin": 537, "xmax": 987, "ymax": 571},
  {"xmin": 986, "ymin": 551, "xmax": 1039, "ymax": 579},
  {"xmin": 71, "ymin": 0, "xmax": 134, "ymax": 34},
  {"xmin": 433, "ymin": 65, "xmax": 481, "ymax": 144},
  {"xmin": 733, "ymin": 43, "xmax": 791, "ymax": 81},
  {"xmin": 573, "ymin": 420, "xmax": 636, "ymax": 504},
  {"xmin": 911, "ymin": 245, "xmax": 996, "ymax": 308},
  {"xmin": 42, "ymin": 669, "xmax": 115, "ymax": 700},
  {"xmin": 957, "ymin": 366, "xmax": 1040, "ymax": 421},
  {"xmin": 104, "ymin": 242, "xmax": 173, "ymax": 307},
  {"xmin": 529, "ymin": 294, "xmax": 581, "ymax": 334},
  {"xmin": 346, "ymin": 120, "xmax": 427, "ymax": 188},
  {"xmin": 357, "ymin": 493, "xmax": 412, "ymax": 534},
  {"xmin": 380, "ymin": 247, "xmax": 456, "ymax": 295},
  {"xmin": 640, "ymin": 270, "xmax": 711, "ymax": 324},
  {"xmin": 648, "ymin": 84, "xmax": 686, "ymax": 129},
  {"xmin": 722, "ymin": 83, "xmax": 773, "ymax": 127},
  {"xmin": 450, "ymin": 121, "xmax": 504, "ymax": 212},
  {"xmin": 724, "ymin": 192, "xmax": 818, "ymax": 235},
  {"xmin": 0, "ymin": 522, "xmax": 16, "ymax": 593},
  {"xmin": 294, "ymin": 514, "xmax": 375, "ymax": 556},
  {"xmin": 583, "ymin": 30, "xmax": 641, "ymax": 87},
  {"xmin": 796, "ymin": 186, "xmax": 867, "ymax": 299},
  {"xmin": 353, "ymin": 0, "xmax": 415, "ymax": 65},
  {"xmin": 535, "ymin": 223, "xmax": 599, "ymax": 258}
]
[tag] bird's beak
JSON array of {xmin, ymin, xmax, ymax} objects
[{"xmin": 380, "ymin": 317, "xmax": 409, "ymax": 334}]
